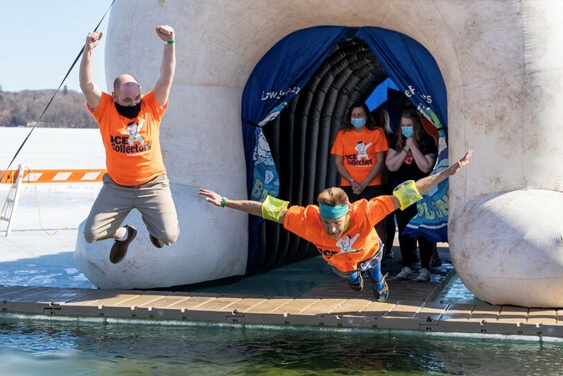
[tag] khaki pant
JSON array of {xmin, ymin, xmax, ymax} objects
[{"xmin": 84, "ymin": 174, "xmax": 179, "ymax": 245}]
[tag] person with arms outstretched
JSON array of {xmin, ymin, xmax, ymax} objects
[
  {"xmin": 199, "ymin": 150, "xmax": 472, "ymax": 302},
  {"xmin": 79, "ymin": 26, "xmax": 180, "ymax": 264}
]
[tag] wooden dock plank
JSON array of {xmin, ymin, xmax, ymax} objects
[
  {"xmin": 2, "ymin": 285, "xmax": 563, "ymax": 337},
  {"xmin": 2, "ymin": 286, "xmax": 96, "ymax": 304},
  {"xmin": 328, "ymin": 299, "xmax": 373, "ymax": 315},
  {"xmin": 245, "ymin": 298, "xmax": 294, "ymax": 313},
  {"xmin": 527, "ymin": 309, "xmax": 557, "ymax": 325},
  {"xmin": 3, "ymin": 247, "xmax": 563, "ymax": 337},
  {"xmin": 194, "ymin": 297, "xmax": 244, "ymax": 311},
  {"xmin": 272, "ymin": 299, "xmax": 320, "ymax": 314},
  {"xmin": 301, "ymin": 299, "xmax": 350, "ymax": 315}
]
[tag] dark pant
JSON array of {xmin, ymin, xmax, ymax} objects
[{"xmin": 395, "ymin": 203, "xmax": 434, "ymax": 269}]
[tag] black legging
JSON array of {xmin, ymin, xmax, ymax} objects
[
  {"xmin": 395, "ymin": 203, "xmax": 434, "ymax": 269},
  {"xmin": 381, "ymin": 178, "xmax": 396, "ymax": 254}
]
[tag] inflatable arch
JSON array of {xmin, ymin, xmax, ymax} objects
[
  {"xmin": 74, "ymin": 1, "xmax": 563, "ymax": 308},
  {"xmin": 241, "ymin": 26, "xmax": 448, "ymax": 275}
]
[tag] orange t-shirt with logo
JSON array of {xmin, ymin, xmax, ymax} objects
[
  {"xmin": 88, "ymin": 91, "xmax": 167, "ymax": 186},
  {"xmin": 283, "ymin": 195, "xmax": 395, "ymax": 272},
  {"xmin": 331, "ymin": 127, "xmax": 388, "ymax": 186}
]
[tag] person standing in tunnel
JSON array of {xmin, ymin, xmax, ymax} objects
[
  {"xmin": 199, "ymin": 150, "xmax": 472, "ymax": 302},
  {"xmin": 386, "ymin": 108, "xmax": 438, "ymax": 282},
  {"xmin": 79, "ymin": 25, "xmax": 180, "ymax": 264},
  {"xmin": 331, "ymin": 102, "xmax": 389, "ymax": 244}
]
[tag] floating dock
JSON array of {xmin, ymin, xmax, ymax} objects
[{"xmin": 1, "ymin": 245, "xmax": 562, "ymax": 338}]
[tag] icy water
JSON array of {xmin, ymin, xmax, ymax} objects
[
  {"xmin": 1, "ymin": 314, "xmax": 562, "ymax": 376},
  {"xmin": 434, "ymin": 273, "xmax": 484, "ymax": 305}
]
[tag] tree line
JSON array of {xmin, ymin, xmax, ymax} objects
[{"xmin": 0, "ymin": 87, "xmax": 97, "ymax": 128}]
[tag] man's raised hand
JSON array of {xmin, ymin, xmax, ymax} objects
[
  {"xmin": 85, "ymin": 31, "xmax": 103, "ymax": 52},
  {"xmin": 155, "ymin": 25, "xmax": 175, "ymax": 42}
]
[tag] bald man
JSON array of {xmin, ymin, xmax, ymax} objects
[{"xmin": 79, "ymin": 25, "xmax": 180, "ymax": 264}]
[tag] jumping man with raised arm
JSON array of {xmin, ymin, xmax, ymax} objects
[
  {"xmin": 200, "ymin": 150, "xmax": 472, "ymax": 302},
  {"xmin": 79, "ymin": 25, "xmax": 180, "ymax": 264}
]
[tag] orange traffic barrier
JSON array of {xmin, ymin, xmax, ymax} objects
[{"xmin": 0, "ymin": 169, "xmax": 106, "ymax": 184}]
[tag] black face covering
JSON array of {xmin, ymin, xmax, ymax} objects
[{"xmin": 115, "ymin": 101, "xmax": 142, "ymax": 119}]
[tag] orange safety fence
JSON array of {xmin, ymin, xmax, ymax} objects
[{"xmin": 0, "ymin": 169, "xmax": 106, "ymax": 184}]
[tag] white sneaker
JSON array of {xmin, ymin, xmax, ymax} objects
[
  {"xmin": 416, "ymin": 268, "xmax": 431, "ymax": 282},
  {"xmin": 395, "ymin": 266, "xmax": 412, "ymax": 280}
]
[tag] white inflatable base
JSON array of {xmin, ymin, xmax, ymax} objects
[
  {"xmin": 450, "ymin": 189, "xmax": 563, "ymax": 307},
  {"xmin": 74, "ymin": 184, "xmax": 248, "ymax": 290}
]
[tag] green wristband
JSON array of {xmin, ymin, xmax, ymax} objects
[
  {"xmin": 166, "ymin": 40, "xmax": 175, "ymax": 45},
  {"xmin": 221, "ymin": 197, "xmax": 226, "ymax": 208},
  {"xmin": 402, "ymin": 147, "xmax": 408, "ymax": 154}
]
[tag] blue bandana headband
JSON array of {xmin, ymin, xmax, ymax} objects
[{"xmin": 319, "ymin": 202, "xmax": 349, "ymax": 219}]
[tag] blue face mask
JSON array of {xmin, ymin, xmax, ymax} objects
[
  {"xmin": 401, "ymin": 126, "xmax": 413, "ymax": 138},
  {"xmin": 351, "ymin": 118, "xmax": 366, "ymax": 128}
]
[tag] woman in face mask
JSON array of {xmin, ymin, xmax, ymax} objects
[
  {"xmin": 330, "ymin": 102, "xmax": 389, "ymax": 241},
  {"xmin": 385, "ymin": 108, "xmax": 438, "ymax": 282}
]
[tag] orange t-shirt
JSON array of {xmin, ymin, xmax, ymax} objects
[
  {"xmin": 88, "ymin": 91, "xmax": 167, "ymax": 186},
  {"xmin": 331, "ymin": 127, "xmax": 388, "ymax": 186},
  {"xmin": 283, "ymin": 196, "xmax": 395, "ymax": 272}
]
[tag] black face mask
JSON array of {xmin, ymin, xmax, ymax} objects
[{"xmin": 115, "ymin": 101, "xmax": 142, "ymax": 119}]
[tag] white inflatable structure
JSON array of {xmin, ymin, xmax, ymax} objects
[{"xmin": 74, "ymin": 0, "xmax": 563, "ymax": 307}]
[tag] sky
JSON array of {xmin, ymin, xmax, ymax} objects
[{"xmin": 0, "ymin": 0, "xmax": 114, "ymax": 92}]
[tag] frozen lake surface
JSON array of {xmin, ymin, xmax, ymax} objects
[{"xmin": 0, "ymin": 127, "xmax": 105, "ymax": 171}]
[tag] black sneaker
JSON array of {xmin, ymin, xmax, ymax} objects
[
  {"xmin": 109, "ymin": 225, "xmax": 137, "ymax": 264},
  {"xmin": 150, "ymin": 234, "xmax": 165, "ymax": 249},
  {"xmin": 430, "ymin": 254, "xmax": 442, "ymax": 267},
  {"xmin": 347, "ymin": 272, "xmax": 364, "ymax": 292}
]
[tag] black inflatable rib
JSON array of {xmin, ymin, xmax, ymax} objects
[{"xmin": 255, "ymin": 38, "xmax": 389, "ymax": 274}]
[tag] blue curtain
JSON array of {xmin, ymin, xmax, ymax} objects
[
  {"xmin": 356, "ymin": 27, "xmax": 449, "ymax": 242},
  {"xmin": 356, "ymin": 28, "xmax": 447, "ymax": 131},
  {"xmin": 241, "ymin": 26, "xmax": 348, "ymax": 270}
]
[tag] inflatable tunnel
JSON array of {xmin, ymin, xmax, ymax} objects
[{"xmin": 241, "ymin": 26, "xmax": 448, "ymax": 276}]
